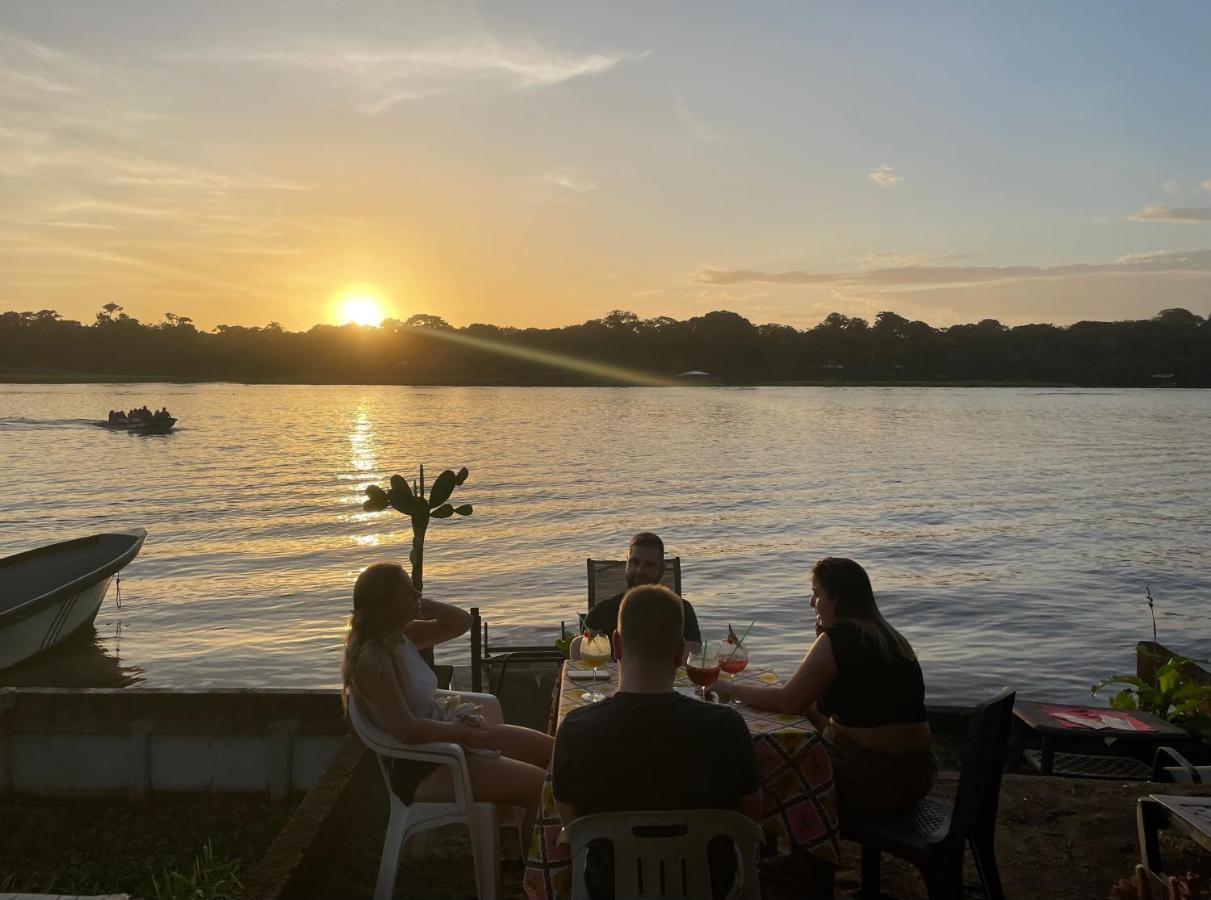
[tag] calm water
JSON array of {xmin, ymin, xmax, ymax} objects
[{"xmin": 1, "ymin": 384, "xmax": 1208, "ymax": 704}]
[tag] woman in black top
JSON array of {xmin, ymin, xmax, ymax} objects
[{"xmin": 715, "ymin": 557, "xmax": 935, "ymax": 819}]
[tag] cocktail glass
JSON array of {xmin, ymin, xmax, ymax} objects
[
  {"xmin": 719, "ymin": 641, "xmax": 749, "ymax": 704},
  {"xmin": 685, "ymin": 641, "xmax": 721, "ymax": 701},
  {"xmin": 580, "ymin": 633, "xmax": 612, "ymax": 702}
]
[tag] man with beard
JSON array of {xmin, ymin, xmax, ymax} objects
[{"xmin": 571, "ymin": 532, "xmax": 702, "ymax": 662}]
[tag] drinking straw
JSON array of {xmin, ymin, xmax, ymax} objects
[
  {"xmin": 736, "ymin": 620, "xmax": 755, "ymax": 647},
  {"xmin": 725, "ymin": 620, "xmax": 755, "ymax": 659}
]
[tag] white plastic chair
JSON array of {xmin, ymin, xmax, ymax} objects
[
  {"xmin": 348, "ymin": 693, "xmax": 517, "ymax": 900},
  {"xmin": 565, "ymin": 809, "xmax": 764, "ymax": 900}
]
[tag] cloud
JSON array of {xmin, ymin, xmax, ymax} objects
[
  {"xmin": 0, "ymin": 31, "xmax": 101, "ymax": 99},
  {"xmin": 1130, "ymin": 204, "xmax": 1211, "ymax": 223},
  {"xmin": 177, "ymin": 37, "xmax": 640, "ymax": 114},
  {"xmin": 672, "ymin": 90, "xmax": 722, "ymax": 143},
  {"xmin": 538, "ymin": 167, "xmax": 597, "ymax": 194},
  {"xmin": 1203, "ymin": 178, "xmax": 1211, "ymax": 192},
  {"xmin": 1163, "ymin": 180, "xmax": 1179, "ymax": 195},
  {"xmin": 691, "ymin": 248, "xmax": 1211, "ymax": 290},
  {"xmin": 867, "ymin": 164, "xmax": 903, "ymax": 188}
]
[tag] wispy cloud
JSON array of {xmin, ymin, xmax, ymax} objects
[
  {"xmin": 0, "ymin": 31, "xmax": 101, "ymax": 99},
  {"xmin": 537, "ymin": 167, "xmax": 597, "ymax": 194},
  {"xmin": 1163, "ymin": 180, "xmax": 1179, "ymax": 195},
  {"xmin": 1130, "ymin": 204, "xmax": 1211, "ymax": 223},
  {"xmin": 1202, "ymin": 178, "xmax": 1211, "ymax": 193},
  {"xmin": 692, "ymin": 249, "xmax": 1211, "ymax": 289},
  {"xmin": 672, "ymin": 90, "xmax": 722, "ymax": 143},
  {"xmin": 176, "ymin": 37, "xmax": 640, "ymax": 114},
  {"xmin": 867, "ymin": 164, "xmax": 903, "ymax": 188}
]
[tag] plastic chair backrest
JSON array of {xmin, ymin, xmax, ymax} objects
[
  {"xmin": 566, "ymin": 809, "xmax": 762, "ymax": 900},
  {"xmin": 586, "ymin": 557, "xmax": 682, "ymax": 610},
  {"xmin": 950, "ymin": 687, "xmax": 1016, "ymax": 840}
]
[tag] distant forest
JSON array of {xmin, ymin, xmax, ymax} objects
[{"xmin": 2, "ymin": 304, "xmax": 1209, "ymax": 387}]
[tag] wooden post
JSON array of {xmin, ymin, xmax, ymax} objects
[{"xmin": 471, "ymin": 607, "xmax": 482, "ymax": 693}]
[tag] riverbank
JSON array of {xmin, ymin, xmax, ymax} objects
[{"xmin": 0, "ymin": 367, "xmax": 1110, "ymax": 387}]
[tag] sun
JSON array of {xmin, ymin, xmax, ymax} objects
[{"xmin": 334, "ymin": 287, "xmax": 391, "ymax": 327}]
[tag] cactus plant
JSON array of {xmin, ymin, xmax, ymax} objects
[{"xmin": 361, "ymin": 463, "xmax": 473, "ymax": 592}]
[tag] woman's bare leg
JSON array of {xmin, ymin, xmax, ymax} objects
[
  {"xmin": 488, "ymin": 723, "xmax": 554, "ymax": 768},
  {"xmin": 414, "ymin": 754, "xmax": 548, "ymax": 840}
]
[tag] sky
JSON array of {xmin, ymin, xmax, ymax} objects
[{"xmin": 2, "ymin": 1, "xmax": 1211, "ymax": 332}]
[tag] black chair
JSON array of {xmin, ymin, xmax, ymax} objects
[
  {"xmin": 1151, "ymin": 745, "xmax": 1208, "ymax": 784},
  {"xmin": 487, "ymin": 650, "xmax": 566, "ymax": 732},
  {"xmin": 843, "ymin": 687, "xmax": 1016, "ymax": 900},
  {"xmin": 586, "ymin": 557, "xmax": 682, "ymax": 610}
]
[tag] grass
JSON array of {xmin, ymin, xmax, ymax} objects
[{"xmin": 0, "ymin": 795, "xmax": 294, "ymax": 897}]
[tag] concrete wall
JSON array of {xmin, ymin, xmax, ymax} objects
[{"xmin": 0, "ymin": 687, "xmax": 349, "ymax": 800}]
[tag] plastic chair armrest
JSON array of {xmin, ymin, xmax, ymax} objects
[{"xmin": 1151, "ymin": 745, "xmax": 1199, "ymax": 783}]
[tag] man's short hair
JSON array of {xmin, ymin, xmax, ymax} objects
[
  {"xmin": 618, "ymin": 584, "xmax": 683, "ymax": 661},
  {"xmin": 628, "ymin": 531, "xmax": 664, "ymax": 558}
]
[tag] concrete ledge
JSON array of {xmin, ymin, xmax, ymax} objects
[{"xmin": 0, "ymin": 688, "xmax": 349, "ymax": 799}]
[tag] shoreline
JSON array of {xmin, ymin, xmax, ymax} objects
[{"xmin": 0, "ymin": 369, "xmax": 1149, "ymax": 389}]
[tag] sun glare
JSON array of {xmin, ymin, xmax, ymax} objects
[{"xmin": 335, "ymin": 288, "xmax": 390, "ymax": 327}]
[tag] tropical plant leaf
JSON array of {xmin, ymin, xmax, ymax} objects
[
  {"xmin": 428, "ymin": 469, "xmax": 457, "ymax": 508},
  {"xmin": 455, "ymin": 466, "xmax": 469, "ymax": 485},
  {"xmin": 1109, "ymin": 689, "xmax": 1139, "ymax": 710},
  {"xmin": 430, "ymin": 503, "xmax": 455, "ymax": 518},
  {"xmin": 389, "ymin": 474, "xmax": 413, "ymax": 497},
  {"xmin": 453, "ymin": 504, "xmax": 473, "ymax": 516},
  {"xmin": 1158, "ymin": 665, "xmax": 1182, "ymax": 695},
  {"xmin": 362, "ymin": 484, "xmax": 390, "ymax": 512},
  {"xmin": 1092, "ymin": 674, "xmax": 1146, "ymax": 693}
]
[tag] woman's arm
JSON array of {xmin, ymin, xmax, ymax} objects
[
  {"xmin": 404, "ymin": 597, "xmax": 473, "ymax": 650},
  {"xmin": 354, "ymin": 646, "xmax": 487, "ymax": 747},
  {"xmin": 714, "ymin": 633, "xmax": 839, "ymax": 715}
]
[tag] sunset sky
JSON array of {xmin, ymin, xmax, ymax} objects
[{"xmin": 3, "ymin": 2, "xmax": 1211, "ymax": 331}]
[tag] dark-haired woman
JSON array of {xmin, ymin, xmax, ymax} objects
[
  {"xmin": 341, "ymin": 563, "xmax": 553, "ymax": 836},
  {"xmin": 715, "ymin": 557, "xmax": 934, "ymax": 820}
]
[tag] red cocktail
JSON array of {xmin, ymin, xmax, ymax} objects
[{"xmin": 686, "ymin": 641, "xmax": 721, "ymax": 700}]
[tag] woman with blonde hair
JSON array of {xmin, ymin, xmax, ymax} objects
[
  {"xmin": 715, "ymin": 557, "xmax": 934, "ymax": 820},
  {"xmin": 342, "ymin": 562, "xmax": 553, "ymax": 835}
]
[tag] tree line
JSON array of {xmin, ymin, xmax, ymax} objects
[{"xmin": 1, "ymin": 303, "xmax": 1208, "ymax": 386}]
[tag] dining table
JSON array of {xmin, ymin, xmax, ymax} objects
[{"xmin": 522, "ymin": 660, "xmax": 840, "ymax": 900}]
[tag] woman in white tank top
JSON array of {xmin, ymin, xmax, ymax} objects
[{"xmin": 341, "ymin": 563, "xmax": 554, "ymax": 837}]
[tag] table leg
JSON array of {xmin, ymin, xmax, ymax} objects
[
  {"xmin": 1136, "ymin": 797, "xmax": 1166, "ymax": 878},
  {"xmin": 1039, "ymin": 733, "xmax": 1055, "ymax": 775}
]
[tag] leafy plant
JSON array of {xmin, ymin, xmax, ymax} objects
[
  {"xmin": 361, "ymin": 464, "xmax": 473, "ymax": 591},
  {"xmin": 151, "ymin": 839, "xmax": 242, "ymax": 900},
  {"xmin": 1092, "ymin": 653, "xmax": 1211, "ymax": 744}
]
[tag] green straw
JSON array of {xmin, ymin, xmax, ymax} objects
[{"xmin": 725, "ymin": 620, "xmax": 755, "ymax": 658}]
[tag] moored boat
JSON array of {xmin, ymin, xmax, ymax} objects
[{"xmin": 0, "ymin": 529, "xmax": 146, "ymax": 670}]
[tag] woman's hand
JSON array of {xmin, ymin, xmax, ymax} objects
[
  {"xmin": 713, "ymin": 679, "xmax": 736, "ymax": 700},
  {"xmin": 459, "ymin": 721, "xmax": 491, "ymax": 750}
]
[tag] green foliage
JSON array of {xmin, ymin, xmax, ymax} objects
[
  {"xmin": 3, "ymin": 305, "xmax": 1210, "ymax": 386},
  {"xmin": 1092, "ymin": 654, "xmax": 1211, "ymax": 743},
  {"xmin": 362, "ymin": 464, "xmax": 474, "ymax": 590},
  {"xmin": 152, "ymin": 839, "xmax": 242, "ymax": 900}
]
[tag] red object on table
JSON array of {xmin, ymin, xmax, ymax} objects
[
  {"xmin": 523, "ymin": 662, "xmax": 840, "ymax": 900},
  {"xmin": 1038, "ymin": 704, "xmax": 1158, "ymax": 732}
]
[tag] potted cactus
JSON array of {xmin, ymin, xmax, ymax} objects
[{"xmin": 361, "ymin": 464, "xmax": 473, "ymax": 593}]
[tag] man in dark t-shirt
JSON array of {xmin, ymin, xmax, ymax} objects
[
  {"xmin": 572, "ymin": 532, "xmax": 702, "ymax": 662},
  {"xmin": 554, "ymin": 584, "xmax": 761, "ymax": 899}
]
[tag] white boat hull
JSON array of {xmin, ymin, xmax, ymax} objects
[
  {"xmin": 0, "ymin": 576, "xmax": 112, "ymax": 670},
  {"xmin": 0, "ymin": 529, "xmax": 144, "ymax": 670}
]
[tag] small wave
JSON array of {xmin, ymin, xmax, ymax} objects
[{"xmin": 0, "ymin": 416, "xmax": 97, "ymax": 429}]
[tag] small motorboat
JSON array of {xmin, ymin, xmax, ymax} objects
[
  {"xmin": 0, "ymin": 529, "xmax": 146, "ymax": 670},
  {"xmin": 96, "ymin": 416, "xmax": 177, "ymax": 434}
]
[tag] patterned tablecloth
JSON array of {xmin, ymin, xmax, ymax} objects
[{"xmin": 522, "ymin": 661, "xmax": 840, "ymax": 900}]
